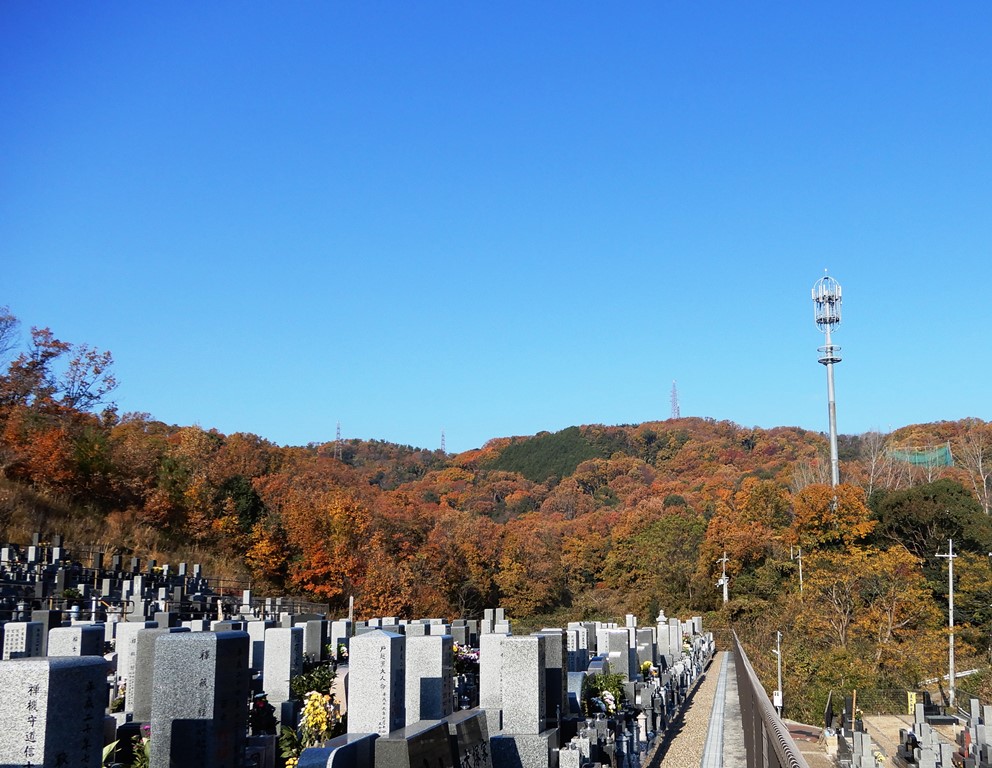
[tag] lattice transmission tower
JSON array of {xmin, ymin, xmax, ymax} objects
[
  {"xmin": 334, "ymin": 422, "xmax": 343, "ymax": 461},
  {"xmin": 670, "ymin": 380, "xmax": 681, "ymax": 419}
]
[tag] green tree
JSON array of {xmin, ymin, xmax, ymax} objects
[{"xmin": 873, "ymin": 479, "xmax": 992, "ymax": 564}]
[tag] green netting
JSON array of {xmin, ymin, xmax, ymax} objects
[{"xmin": 888, "ymin": 444, "xmax": 954, "ymax": 467}]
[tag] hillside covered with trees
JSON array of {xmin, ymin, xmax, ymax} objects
[{"xmin": 2, "ymin": 307, "xmax": 992, "ymax": 720}]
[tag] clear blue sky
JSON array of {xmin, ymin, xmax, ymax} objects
[{"xmin": 3, "ymin": 3, "xmax": 990, "ymax": 453}]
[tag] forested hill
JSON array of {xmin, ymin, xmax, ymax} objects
[{"xmin": 4, "ymin": 309, "xmax": 992, "ymax": 719}]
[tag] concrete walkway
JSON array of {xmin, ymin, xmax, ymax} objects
[{"xmin": 700, "ymin": 650, "xmax": 747, "ymax": 767}]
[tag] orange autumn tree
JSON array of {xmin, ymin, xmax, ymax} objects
[
  {"xmin": 253, "ymin": 462, "xmax": 372, "ymax": 606},
  {"xmin": 790, "ymin": 483, "xmax": 875, "ymax": 550}
]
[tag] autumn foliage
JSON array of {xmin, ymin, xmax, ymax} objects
[{"xmin": 3, "ymin": 307, "xmax": 992, "ymax": 719}]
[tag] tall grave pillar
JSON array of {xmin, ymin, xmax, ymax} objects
[
  {"xmin": 348, "ymin": 629, "xmax": 406, "ymax": 736},
  {"xmin": 0, "ymin": 656, "xmax": 108, "ymax": 767},
  {"xmin": 491, "ymin": 635, "xmax": 559, "ymax": 768},
  {"xmin": 150, "ymin": 630, "xmax": 250, "ymax": 768},
  {"xmin": 262, "ymin": 626, "xmax": 304, "ymax": 725},
  {"xmin": 404, "ymin": 634, "xmax": 453, "ymax": 725}
]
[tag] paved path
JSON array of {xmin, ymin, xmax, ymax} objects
[{"xmin": 646, "ymin": 650, "xmax": 834, "ymax": 768}]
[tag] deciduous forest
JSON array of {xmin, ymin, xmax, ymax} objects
[{"xmin": 2, "ymin": 307, "xmax": 991, "ymax": 721}]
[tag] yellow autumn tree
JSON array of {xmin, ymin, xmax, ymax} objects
[{"xmin": 790, "ymin": 483, "xmax": 875, "ymax": 550}]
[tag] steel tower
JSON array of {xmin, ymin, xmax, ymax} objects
[{"xmin": 812, "ymin": 274, "xmax": 842, "ymax": 487}]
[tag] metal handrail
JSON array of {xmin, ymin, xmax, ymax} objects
[{"xmin": 732, "ymin": 631, "xmax": 811, "ymax": 768}]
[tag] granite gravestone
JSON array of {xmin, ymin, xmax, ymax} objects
[
  {"xmin": 348, "ymin": 630, "xmax": 406, "ymax": 736},
  {"xmin": 0, "ymin": 656, "xmax": 107, "ymax": 767},
  {"xmin": 28, "ymin": 609, "xmax": 62, "ymax": 655},
  {"xmin": 534, "ymin": 629, "xmax": 567, "ymax": 730},
  {"xmin": 479, "ymin": 632, "xmax": 507, "ymax": 732},
  {"xmin": 247, "ymin": 619, "xmax": 276, "ymax": 671},
  {"xmin": 297, "ymin": 733, "xmax": 377, "ymax": 768},
  {"xmin": 48, "ymin": 625, "xmax": 105, "ymax": 657},
  {"xmin": 447, "ymin": 708, "xmax": 493, "ymax": 768},
  {"xmin": 371, "ymin": 721, "xmax": 455, "ymax": 768},
  {"xmin": 114, "ymin": 620, "xmax": 157, "ymax": 697},
  {"xmin": 404, "ymin": 634, "xmax": 453, "ymax": 725},
  {"xmin": 500, "ymin": 635, "xmax": 547, "ymax": 735},
  {"xmin": 128, "ymin": 626, "xmax": 191, "ymax": 721},
  {"xmin": 149, "ymin": 630, "xmax": 250, "ymax": 768},
  {"xmin": 2, "ymin": 621, "xmax": 44, "ymax": 659},
  {"xmin": 262, "ymin": 626, "xmax": 304, "ymax": 708}
]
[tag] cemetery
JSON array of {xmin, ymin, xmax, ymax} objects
[
  {"xmin": 0, "ymin": 532, "xmax": 720, "ymax": 767},
  {"xmin": 4, "ymin": 531, "xmax": 992, "ymax": 768}
]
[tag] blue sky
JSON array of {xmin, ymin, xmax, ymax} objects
[{"xmin": 3, "ymin": 3, "xmax": 990, "ymax": 453}]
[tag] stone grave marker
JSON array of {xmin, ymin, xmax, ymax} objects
[
  {"xmin": 247, "ymin": 619, "xmax": 276, "ymax": 671},
  {"xmin": 29, "ymin": 609, "xmax": 62, "ymax": 654},
  {"xmin": 535, "ymin": 629, "xmax": 567, "ymax": 729},
  {"xmin": 263, "ymin": 626, "xmax": 304, "ymax": 718},
  {"xmin": 150, "ymin": 630, "xmax": 250, "ymax": 768},
  {"xmin": 330, "ymin": 619, "xmax": 352, "ymax": 660},
  {"xmin": 479, "ymin": 632, "xmax": 506, "ymax": 731},
  {"xmin": 48, "ymin": 624, "xmax": 105, "ymax": 656},
  {"xmin": 448, "ymin": 708, "xmax": 493, "ymax": 768},
  {"xmin": 128, "ymin": 626, "xmax": 191, "ymax": 721},
  {"xmin": 404, "ymin": 634, "xmax": 453, "ymax": 725},
  {"xmin": 297, "ymin": 733, "xmax": 377, "ymax": 767},
  {"xmin": 2, "ymin": 621, "xmax": 44, "ymax": 659},
  {"xmin": 371, "ymin": 720, "xmax": 455, "ymax": 768},
  {"xmin": 348, "ymin": 629, "xmax": 406, "ymax": 736},
  {"xmin": 499, "ymin": 635, "xmax": 547, "ymax": 735},
  {"xmin": 114, "ymin": 620, "xmax": 157, "ymax": 696},
  {"xmin": 0, "ymin": 655, "xmax": 107, "ymax": 767},
  {"xmin": 304, "ymin": 618, "xmax": 329, "ymax": 660}
]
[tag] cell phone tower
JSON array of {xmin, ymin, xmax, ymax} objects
[{"xmin": 812, "ymin": 273, "xmax": 842, "ymax": 487}]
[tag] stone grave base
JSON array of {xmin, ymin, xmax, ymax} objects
[{"xmin": 490, "ymin": 728, "xmax": 560, "ymax": 768}]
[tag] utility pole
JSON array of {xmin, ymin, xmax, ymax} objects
[
  {"xmin": 717, "ymin": 552, "xmax": 729, "ymax": 604},
  {"xmin": 774, "ymin": 630, "xmax": 783, "ymax": 717},
  {"xmin": 937, "ymin": 538, "xmax": 957, "ymax": 709},
  {"xmin": 791, "ymin": 546, "xmax": 804, "ymax": 593}
]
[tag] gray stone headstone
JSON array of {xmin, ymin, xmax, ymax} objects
[
  {"xmin": 48, "ymin": 625, "xmax": 105, "ymax": 657},
  {"xmin": 479, "ymin": 632, "xmax": 506, "ymax": 729},
  {"xmin": 501, "ymin": 635, "xmax": 546, "ymax": 735},
  {"xmin": 150, "ymin": 630, "xmax": 250, "ymax": 768},
  {"xmin": 128, "ymin": 626, "xmax": 191, "ymax": 721},
  {"xmin": 451, "ymin": 625, "xmax": 469, "ymax": 647},
  {"xmin": 304, "ymin": 619, "xmax": 329, "ymax": 661},
  {"xmin": 635, "ymin": 627, "xmax": 656, "ymax": 669},
  {"xmin": 567, "ymin": 671, "xmax": 588, "ymax": 716},
  {"xmin": 297, "ymin": 733, "xmax": 377, "ymax": 767},
  {"xmin": 262, "ymin": 626, "xmax": 304, "ymax": 707},
  {"xmin": 490, "ymin": 730, "xmax": 558, "ymax": 768},
  {"xmin": 348, "ymin": 630, "xmax": 406, "ymax": 736},
  {"xmin": 372, "ymin": 720, "xmax": 455, "ymax": 768},
  {"xmin": 535, "ymin": 629, "xmax": 567, "ymax": 729},
  {"xmin": 29, "ymin": 609, "xmax": 62, "ymax": 655},
  {"xmin": 183, "ymin": 619, "xmax": 210, "ymax": 632},
  {"xmin": 247, "ymin": 619, "xmax": 276, "ymax": 671},
  {"xmin": 330, "ymin": 619, "xmax": 352, "ymax": 661},
  {"xmin": 2, "ymin": 621, "xmax": 44, "ymax": 659},
  {"xmin": 404, "ymin": 634, "xmax": 453, "ymax": 725},
  {"xmin": 447, "ymin": 708, "xmax": 493, "ymax": 768},
  {"xmin": 405, "ymin": 622, "xmax": 429, "ymax": 637},
  {"xmin": 153, "ymin": 611, "xmax": 179, "ymax": 628},
  {"xmin": 114, "ymin": 620, "xmax": 157, "ymax": 693},
  {"xmin": 0, "ymin": 656, "xmax": 107, "ymax": 767}
]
